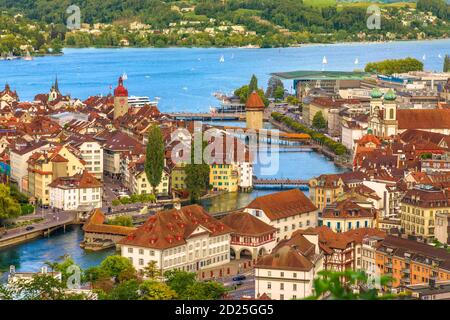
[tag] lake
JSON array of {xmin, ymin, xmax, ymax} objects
[{"xmin": 0, "ymin": 39, "xmax": 448, "ymax": 112}]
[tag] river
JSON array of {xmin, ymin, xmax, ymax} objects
[{"xmin": 0, "ymin": 39, "xmax": 447, "ymax": 276}]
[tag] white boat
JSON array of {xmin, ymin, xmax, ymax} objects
[
  {"xmin": 354, "ymin": 58, "xmax": 359, "ymax": 65},
  {"xmin": 422, "ymin": 54, "xmax": 426, "ymax": 61},
  {"xmin": 122, "ymin": 72, "xmax": 128, "ymax": 80},
  {"xmin": 219, "ymin": 55, "xmax": 225, "ymax": 63},
  {"xmin": 438, "ymin": 54, "xmax": 442, "ymax": 59},
  {"xmin": 322, "ymin": 56, "xmax": 328, "ymax": 64}
]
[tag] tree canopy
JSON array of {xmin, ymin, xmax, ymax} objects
[
  {"xmin": 0, "ymin": 184, "xmax": 22, "ymax": 222},
  {"xmin": 312, "ymin": 111, "xmax": 327, "ymax": 130},
  {"xmin": 365, "ymin": 57, "xmax": 424, "ymax": 75},
  {"xmin": 145, "ymin": 125, "xmax": 165, "ymax": 195}
]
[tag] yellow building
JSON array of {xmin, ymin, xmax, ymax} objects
[
  {"xmin": 401, "ymin": 185, "xmax": 450, "ymax": 241},
  {"xmin": 27, "ymin": 145, "xmax": 85, "ymax": 205},
  {"xmin": 171, "ymin": 163, "xmax": 187, "ymax": 191},
  {"xmin": 210, "ymin": 164, "xmax": 239, "ymax": 193},
  {"xmin": 309, "ymin": 174, "xmax": 344, "ymax": 211},
  {"xmin": 131, "ymin": 167, "xmax": 170, "ymax": 197},
  {"xmin": 246, "ymin": 91, "xmax": 264, "ymax": 130}
]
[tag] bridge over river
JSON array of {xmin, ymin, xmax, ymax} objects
[{"xmin": 253, "ymin": 177, "xmax": 310, "ymax": 189}]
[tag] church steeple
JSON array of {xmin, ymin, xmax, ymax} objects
[{"xmin": 54, "ymin": 75, "xmax": 60, "ymax": 94}]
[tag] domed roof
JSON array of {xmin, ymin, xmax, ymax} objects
[
  {"xmin": 370, "ymin": 88, "xmax": 383, "ymax": 99},
  {"xmin": 114, "ymin": 77, "xmax": 128, "ymax": 97},
  {"xmin": 246, "ymin": 91, "xmax": 265, "ymax": 110},
  {"xmin": 384, "ymin": 89, "xmax": 396, "ymax": 101}
]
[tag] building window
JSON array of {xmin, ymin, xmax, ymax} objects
[
  {"xmin": 280, "ymin": 283, "xmax": 284, "ymax": 290},
  {"xmin": 128, "ymin": 248, "xmax": 133, "ymax": 253},
  {"xmin": 139, "ymin": 259, "xmax": 144, "ymax": 266},
  {"xmin": 267, "ymin": 282, "xmax": 271, "ymax": 289}
]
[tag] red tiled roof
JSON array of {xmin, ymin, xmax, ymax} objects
[
  {"xmin": 246, "ymin": 91, "xmax": 265, "ymax": 110},
  {"xmin": 48, "ymin": 170, "xmax": 102, "ymax": 189},
  {"xmin": 118, "ymin": 205, "xmax": 233, "ymax": 250},
  {"xmin": 246, "ymin": 189, "xmax": 317, "ymax": 221},
  {"xmin": 221, "ymin": 211, "xmax": 276, "ymax": 236},
  {"xmin": 255, "ymin": 245, "xmax": 315, "ymax": 272},
  {"xmin": 398, "ymin": 109, "xmax": 450, "ymax": 130},
  {"xmin": 321, "ymin": 199, "xmax": 375, "ymax": 219},
  {"xmin": 83, "ymin": 209, "xmax": 136, "ymax": 236}
]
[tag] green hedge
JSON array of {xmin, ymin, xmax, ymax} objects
[
  {"xmin": 271, "ymin": 112, "xmax": 349, "ymax": 156},
  {"xmin": 20, "ymin": 204, "xmax": 35, "ymax": 215},
  {"xmin": 112, "ymin": 194, "xmax": 157, "ymax": 206}
]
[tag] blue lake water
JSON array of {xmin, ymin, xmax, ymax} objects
[
  {"xmin": 0, "ymin": 39, "xmax": 448, "ymax": 276},
  {"xmin": 0, "ymin": 39, "xmax": 448, "ymax": 112}
]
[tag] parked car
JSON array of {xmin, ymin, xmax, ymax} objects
[
  {"xmin": 232, "ymin": 275, "xmax": 246, "ymax": 281},
  {"xmin": 25, "ymin": 226, "xmax": 35, "ymax": 231}
]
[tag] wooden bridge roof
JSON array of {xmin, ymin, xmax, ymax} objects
[{"xmin": 83, "ymin": 209, "xmax": 136, "ymax": 236}]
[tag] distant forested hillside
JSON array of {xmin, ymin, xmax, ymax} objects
[{"xmin": 0, "ymin": 0, "xmax": 448, "ymax": 53}]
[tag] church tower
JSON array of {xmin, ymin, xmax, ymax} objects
[
  {"xmin": 113, "ymin": 76, "xmax": 129, "ymax": 120},
  {"xmin": 368, "ymin": 88, "xmax": 383, "ymax": 137},
  {"xmin": 382, "ymin": 89, "xmax": 398, "ymax": 137},
  {"xmin": 245, "ymin": 91, "xmax": 264, "ymax": 130},
  {"xmin": 48, "ymin": 76, "xmax": 61, "ymax": 102}
]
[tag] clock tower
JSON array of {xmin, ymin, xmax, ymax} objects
[{"xmin": 113, "ymin": 76, "xmax": 129, "ymax": 120}]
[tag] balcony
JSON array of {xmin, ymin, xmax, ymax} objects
[
  {"xmin": 402, "ymin": 268, "xmax": 410, "ymax": 274},
  {"xmin": 385, "ymin": 262, "xmax": 393, "ymax": 268}
]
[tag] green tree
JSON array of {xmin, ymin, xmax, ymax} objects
[
  {"xmin": 0, "ymin": 184, "xmax": 21, "ymax": 222},
  {"xmin": 312, "ymin": 111, "xmax": 327, "ymax": 130},
  {"xmin": 234, "ymin": 84, "xmax": 249, "ymax": 102},
  {"xmin": 53, "ymin": 257, "xmax": 81, "ymax": 284},
  {"xmin": 164, "ymin": 270, "xmax": 197, "ymax": 296},
  {"xmin": 274, "ymin": 86, "xmax": 285, "ymax": 101},
  {"xmin": 248, "ymin": 74, "xmax": 258, "ymax": 93},
  {"xmin": 444, "ymin": 54, "xmax": 450, "ymax": 72},
  {"xmin": 185, "ymin": 142, "xmax": 210, "ymax": 203},
  {"xmin": 365, "ymin": 57, "xmax": 424, "ymax": 75},
  {"xmin": 145, "ymin": 125, "xmax": 165, "ymax": 196},
  {"xmin": 106, "ymin": 279, "xmax": 140, "ymax": 300},
  {"xmin": 266, "ymin": 76, "xmax": 284, "ymax": 98},
  {"xmin": 307, "ymin": 270, "xmax": 395, "ymax": 300},
  {"xmin": 11, "ymin": 274, "xmax": 67, "ymax": 300},
  {"xmin": 143, "ymin": 260, "xmax": 161, "ymax": 280},
  {"xmin": 100, "ymin": 255, "xmax": 135, "ymax": 281},
  {"xmin": 139, "ymin": 280, "xmax": 177, "ymax": 300},
  {"xmin": 182, "ymin": 281, "xmax": 227, "ymax": 300}
]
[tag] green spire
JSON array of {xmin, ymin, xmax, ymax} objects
[
  {"xmin": 384, "ymin": 89, "xmax": 396, "ymax": 101},
  {"xmin": 367, "ymin": 128, "xmax": 373, "ymax": 135}
]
